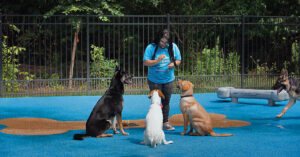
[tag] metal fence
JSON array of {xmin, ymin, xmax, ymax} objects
[{"xmin": 1, "ymin": 15, "xmax": 299, "ymax": 97}]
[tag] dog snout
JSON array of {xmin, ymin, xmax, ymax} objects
[{"xmin": 177, "ymin": 80, "xmax": 182, "ymax": 88}]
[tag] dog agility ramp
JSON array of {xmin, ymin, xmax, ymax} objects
[{"xmin": 217, "ymin": 87, "xmax": 289, "ymax": 105}]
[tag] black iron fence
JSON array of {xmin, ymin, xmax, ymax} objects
[{"xmin": 1, "ymin": 15, "xmax": 299, "ymax": 97}]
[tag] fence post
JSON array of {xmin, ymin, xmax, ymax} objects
[
  {"xmin": 0, "ymin": 14, "xmax": 3, "ymax": 97},
  {"xmin": 86, "ymin": 15, "xmax": 90, "ymax": 95},
  {"xmin": 241, "ymin": 15, "xmax": 245, "ymax": 88},
  {"xmin": 167, "ymin": 13, "xmax": 170, "ymax": 30}
]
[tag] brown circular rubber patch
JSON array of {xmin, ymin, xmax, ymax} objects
[
  {"xmin": 169, "ymin": 113, "xmax": 250, "ymax": 128},
  {"xmin": 0, "ymin": 113, "xmax": 250, "ymax": 135},
  {"xmin": 0, "ymin": 118, "xmax": 85, "ymax": 135}
]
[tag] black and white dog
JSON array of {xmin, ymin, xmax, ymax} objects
[
  {"xmin": 272, "ymin": 69, "xmax": 300, "ymax": 118},
  {"xmin": 74, "ymin": 67, "xmax": 132, "ymax": 140}
]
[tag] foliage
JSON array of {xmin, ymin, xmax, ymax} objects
[
  {"xmin": 291, "ymin": 40, "xmax": 299, "ymax": 74},
  {"xmin": 44, "ymin": 0, "xmax": 124, "ymax": 17},
  {"xmin": 248, "ymin": 56, "xmax": 278, "ymax": 74},
  {"xmin": 120, "ymin": 0, "xmax": 299, "ymax": 16},
  {"xmin": 90, "ymin": 45, "xmax": 118, "ymax": 78},
  {"xmin": 2, "ymin": 36, "xmax": 35, "ymax": 92},
  {"xmin": 178, "ymin": 37, "xmax": 240, "ymax": 76},
  {"xmin": 2, "ymin": 0, "xmax": 299, "ymax": 16},
  {"xmin": 43, "ymin": 0, "xmax": 125, "ymax": 32},
  {"xmin": 196, "ymin": 48, "xmax": 240, "ymax": 75}
]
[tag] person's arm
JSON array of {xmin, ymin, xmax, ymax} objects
[
  {"xmin": 143, "ymin": 54, "xmax": 165, "ymax": 66},
  {"xmin": 168, "ymin": 43, "xmax": 181, "ymax": 68},
  {"xmin": 175, "ymin": 60, "xmax": 181, "ymax": 66}
]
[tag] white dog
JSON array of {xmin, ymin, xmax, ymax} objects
[{"xmin": 141, "ymin": 89, "xmax": 174, "ymax": 148}]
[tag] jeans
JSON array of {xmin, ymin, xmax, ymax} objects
[{"xmin": 148, "ymin": 80, "xmax": 174, "ymax": 123}]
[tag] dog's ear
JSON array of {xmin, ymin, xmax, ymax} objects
[
  {"xmin": 280, "ymin": 69, "xmax": 289, "ymax": 80},
  {"xmin": 157, "ymin": 90, "xmax": 165, "ymax": 99},
  {"xmin": 190, "ymin": 82, "xmax": 194, "ymax": 88},
  {"xmin": 283, "ymin": 70, "xmax": 288, "ymax": 79},
  {"xmin": 182, "ymin": 81, "xmax": 190, "ymax": 91},
  {"xmin": 177, "ymin": 80, "xmax": 182, "ymax": 85},
  {"xmin": 114, "ymin": 66, "xmax": 122, "ymax": 77},
  {"xmin": 280, "ymin": 69, "xmax": 288, "ymax": 76},
  {"xmin": 115, "ymin": 66, "xmax": 121, "ymax": 72},
  {"xmin": 148, "ymin": 90, "xmax": 154, "ymax": 99}
]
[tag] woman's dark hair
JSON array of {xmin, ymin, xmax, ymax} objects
[{"xmin": 152, "ymin": 29, "xmax": 176, "ymax": 66}]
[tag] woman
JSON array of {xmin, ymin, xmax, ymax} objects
[{"xmin": 143, "ymin": 29, "xmax": 181, "ymax": 131}]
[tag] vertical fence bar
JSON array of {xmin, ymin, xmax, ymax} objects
[
  {"xmin": 86, "ymin": 15, "xmax": 90, "ymax": 95},
  {"xmin": 241, "ymin": 15, "xmax": 245, "ymax": 88},
  {"xmin": 167, "ymin": 14, "xmax": 170, "ymax": 30},
  {"xmin": 0, "ymin": 14, "xmax": 3, "ymax": 97},
  {"xmin": 22, "ymin": 16, "xmax": 26, "ymax": 97}
]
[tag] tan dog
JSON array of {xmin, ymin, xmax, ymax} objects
[{"xmin": 177, "ymin": 80, "xmax": 233, "ymax": 137}]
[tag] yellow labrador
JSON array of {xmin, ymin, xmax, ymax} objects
[{"xmin": 177, "ymin": 80, "xmax": 233, "ymax": 137}]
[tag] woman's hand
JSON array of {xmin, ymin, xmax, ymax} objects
[
  {"xmin": 168, "ymin": 62, "xmax": 175, "ymax": 68},
  {"xmin": 168, "ymin": 60, "xmax": 181, "ymax": 68},
  {"xmin": 157, "ymin": 54, "xmax": 165, "ymax": 62}
]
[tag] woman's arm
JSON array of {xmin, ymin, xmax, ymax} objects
[
  {"xmin": 143, "ymin": 54, "xmax": 165, "ymax": 66},
  {"xmin": 175, "ymin": 60, "xmax": 181, "ymax": 66},
  {"xmin": 143, "ymin": 60, "xmax": 160, "ymax": 66}
]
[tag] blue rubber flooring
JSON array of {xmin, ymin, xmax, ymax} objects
[{"xmin": 0, "ymin": 93, "xmax": 300, "ymax": 157}]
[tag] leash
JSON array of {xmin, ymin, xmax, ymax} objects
[{"xmin": 180, "ymin": 95, "xmax": 193, "ymax": 99}]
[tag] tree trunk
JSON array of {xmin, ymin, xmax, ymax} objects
[{"xmin": 68, "ymin": 26, "xmax": 80, "ymax": 89}]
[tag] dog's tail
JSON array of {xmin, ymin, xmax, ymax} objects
[
  {"xmin": 210, "ymin": 131, "xmax": 233, "ymax": 137},
  {"xmin": 73, "ymin": 134, "xmax": 90, "ymax": 140}
]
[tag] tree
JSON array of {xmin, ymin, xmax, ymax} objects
[{"xmin": 44, "ymin": 0, "xmax": 124, "ymax": 88}]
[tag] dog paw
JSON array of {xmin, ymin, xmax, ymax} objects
[
  {"xmin": 276, "ymin": 114, "xmax": 282, "ymax": 118},
  {"xmin": 122, "ymin": 132, "xmax": 129, "ymax": 136},
  {"xmin": 188, "ymin": 132, "xmax": 194, "ymax": 135},
  {"xmin": 167, "ymin": 141, "xmax": 174, "ymax": 144}
]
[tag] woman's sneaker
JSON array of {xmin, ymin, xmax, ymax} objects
[{"xmin": 163, "ymin": 122, "xmax": 175, "ymax": 131}]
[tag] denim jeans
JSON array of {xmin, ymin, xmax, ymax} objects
[{"xmin": 148, "ymin": 80, "xmax": 174, "ymax": 123}]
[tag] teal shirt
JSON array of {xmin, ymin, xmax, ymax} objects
[{"xmin": 143, "ymin": 43, "xmax": 181, "ymax": 84}]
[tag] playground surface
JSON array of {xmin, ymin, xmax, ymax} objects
[{"xmin": 1, "ymin": 93, "xmax": 300, "ymax": 157}]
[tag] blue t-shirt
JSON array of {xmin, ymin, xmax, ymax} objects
[{"xmin": 143, "ymin": 43, "xmax": 181, "ymax": 84}]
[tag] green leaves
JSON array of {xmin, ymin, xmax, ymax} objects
[
  {"xmin": 8, "ymin": 24, "xmax": 20, "ymax": 33},
  {"xmin": 2, "ymin": 37, "xmax": 33, "ymax": 92},
  {"xmin": 45, "ymin": 0, "xmax": 124, "ymax": 16},
  {"xmin": 291, "ymin": 41, "xmax": 300, "ymax": 74},
  {"xmin": 195, "ymin": 44, "xmax": 240, "ymax": 75},
  {"xmin": 90, "ymin": 45, "xmax": 118, "ymax": 78}
]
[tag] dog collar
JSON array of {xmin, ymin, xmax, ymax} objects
[{"xmin": 180, "ymin": 95, "xmax": 193, "ymax": 98}]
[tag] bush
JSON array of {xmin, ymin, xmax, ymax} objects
[
  {"xmin": 2, "ymin": 37, "xmax": 34, "ymax": 92},
  {"xmin": 177, "ymin": 37, "xmax": 240, "ymax": 76},
  {"xmin": 90, "ymin": 45, "xmax": 118, "ymax": 78}
]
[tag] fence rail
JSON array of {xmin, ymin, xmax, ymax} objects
[{"xmin": 1, "ymin": 15, "xmax": 299, "ymax": 97}]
